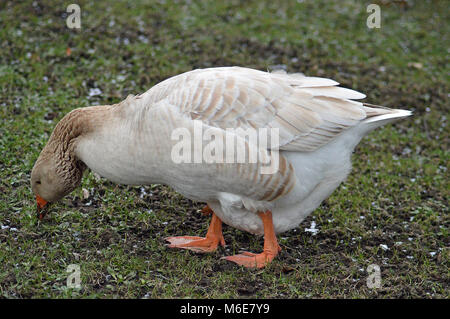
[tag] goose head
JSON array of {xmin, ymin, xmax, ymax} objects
[
  {"xmin": 30, "ymin": 108, "xmax": 91, "ymax": 219},
  {"xmin": 31, "ymin": 153, "xmax": 83, "ymax": 218}
]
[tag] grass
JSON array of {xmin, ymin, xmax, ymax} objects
[{"xmin": 0, "ymin": 0, "xmax": 448, "ymax": 298}]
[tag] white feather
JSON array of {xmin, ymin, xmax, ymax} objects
[{"xmin": 75, "ymin": 66, "xmax": 411, "ymax": 235}]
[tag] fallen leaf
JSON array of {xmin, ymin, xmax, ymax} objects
[{"xmin": 408, "ymin": 62, "xmax": 423, "ymax": 69}]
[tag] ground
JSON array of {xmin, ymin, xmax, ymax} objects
[{"xmin": 0, "ymin": 0, "xmax": 448, "ymax": 298}]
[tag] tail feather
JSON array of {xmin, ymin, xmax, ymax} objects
[
  {"xmin": 351, "ymin": 103, "xmax": 413, "ymax": 137},
  {"xmin": 362, "ymin": 103, "xmax": 412, "ymax": 124}
]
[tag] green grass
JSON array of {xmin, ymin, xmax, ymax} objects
[{"xmin": 0, "ymin": 0, "xmax": 448, "ymax": 298}]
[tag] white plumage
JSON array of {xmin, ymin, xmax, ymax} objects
[
  {"xmin": 33, "ymin": 66, "xmax": 412, "ymax": 268},
  {"xmin": 76, "ymin": 67, "xmax": 410, "ymax": 233}
]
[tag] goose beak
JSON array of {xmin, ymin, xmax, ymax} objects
[{"xmin": 36, "ymin": 195, "xmax": 48, "ymax": 220}]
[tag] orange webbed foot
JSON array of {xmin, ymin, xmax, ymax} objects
[
  {"xmin": 222, "ymin": 251, "xmax": 278, "ymax": 268},
  {"xmin": 222, "ymin": 210, "xmax": 281, "ymax": 268},
  {"xmin": 166, "ymin": 235, "xmax": 225, "ymax": 253},
  {"xmin": 165, "ymin": 211, "xmax": 225, "ymax": 253}
]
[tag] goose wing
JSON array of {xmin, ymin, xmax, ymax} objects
[{"xmin": 141, "ymin": 66, "xmax": 367, "ymax": 152}]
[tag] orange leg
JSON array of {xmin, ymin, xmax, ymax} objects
[
  {"xmin": 165, "ymin": 209, "xmax": 225, "ymax": 253},
  {"xmin": 222, "ymin": 210, "xmax": 281, "ymax": 268},
  {"xmin": 201, "ymin": 205, "xmax": 213, "ymax": 216}
]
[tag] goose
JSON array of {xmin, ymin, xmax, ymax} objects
[{"xmin": 31, "ymin": 66, "xmax": 411, "ymax": 268}]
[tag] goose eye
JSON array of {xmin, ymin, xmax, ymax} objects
[{"xmin": 36, "ymin": 181, "xmax": 41, "ymax": 185}]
